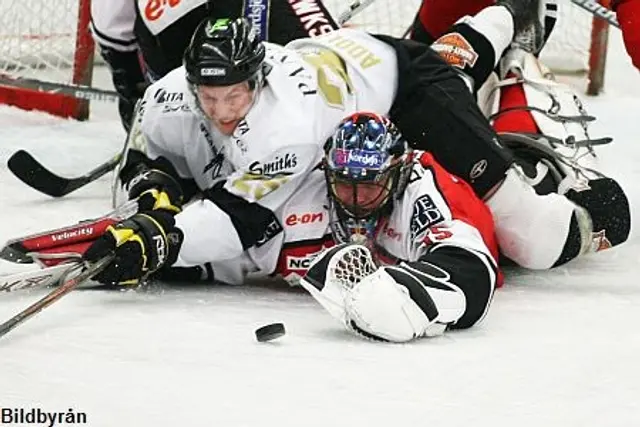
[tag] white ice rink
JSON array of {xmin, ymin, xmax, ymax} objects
[{"xmin": 1, "ymin": 31, "xmax": 639, "ymax": 427}]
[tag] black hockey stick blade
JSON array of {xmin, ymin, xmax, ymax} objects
[{"xmin": 7, "ymin": 150, "xmax": 120, "ymax": 198}]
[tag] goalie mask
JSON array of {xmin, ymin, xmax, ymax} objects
[{"xmin": 323, "ymin": 112, "xmax": 413, "ymax": 244}]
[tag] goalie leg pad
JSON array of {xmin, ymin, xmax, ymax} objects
[{"xmin": 486, "ymin": 167, "xmax": 580, "ymax": 269}]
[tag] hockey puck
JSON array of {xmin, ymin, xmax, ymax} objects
[{"xmin": 255, "ymin": 323, "xmax": 286, "ymax": 342}]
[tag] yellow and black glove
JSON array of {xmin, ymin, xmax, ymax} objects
[
  {"xmin": 83, "ymin": 210, "xmax": 183, "ymax": 286},
  {"xmin": 128, "ymin": 168, "xmax": 184, "ymax": 214}
]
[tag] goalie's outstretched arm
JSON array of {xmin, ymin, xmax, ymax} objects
[{"xmin": 300, "ymin": 241, "xmax": 497, "ymax": 343}]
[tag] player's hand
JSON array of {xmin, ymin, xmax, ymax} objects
[
  {"xmin": 128, "ymin": 169, "xmax": 184, "ymax": 213},
  {"xmin": 83, "ymin": 210, "xmax": 183, "ymax": 286}
]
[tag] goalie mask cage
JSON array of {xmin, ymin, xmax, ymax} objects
[{"xmin": 0, "ymin": 0, "xmax": 611, "ymax": 120}]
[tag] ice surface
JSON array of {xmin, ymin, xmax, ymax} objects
[{"xmin": 0, "ymin": 31, "xmax": 639, "ymax": 427}]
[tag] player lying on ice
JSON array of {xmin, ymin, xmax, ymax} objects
[
  {"xmin": 90, "ymin": 0, "xmax": 339, "ymax": 131},
  {"xmin": 76, "ymin": 0, "xmax": 628, "ymax": 288},
  {"xmin": 297, "ymin": 112, "xmax": 500, "ymax": 342}
]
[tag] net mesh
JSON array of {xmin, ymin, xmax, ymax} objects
[
  {"xmin": 0, "ymin": 0, "xmax": 602, "ymax": 88},
  {"xmin": 325, "ymin": 0, "xmax": 421, "ymax": 36},
  {"xmin": 539, "ymin": 0, "xmax": 595, "ymax": 73},
  {"xmin": 0, "ymin": 0, "xmax": 83, "ymax": 83}
]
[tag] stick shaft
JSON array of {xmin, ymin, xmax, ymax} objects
[
  {"xmin": 0, "ymin": 256, "xmax": 113, "ymax": 339},
  {"xmin": 571, "ymin": 0, "xmax": 620, "ymax": 28}
]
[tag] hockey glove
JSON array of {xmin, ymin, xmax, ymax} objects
[
  {"xmin": 98, "ymin": 46, "xmax": 148, "ymax": 132},
  {"xmin": 83, "ymin": 210, "xmax": 183, "ymax": 286},
  {"xmin": 128, "ymin": 169, "xmax": 184, "ymax": 214}
]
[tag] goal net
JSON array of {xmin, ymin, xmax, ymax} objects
[
  {"xmin": 0, "ymin": 0, "xmax": 611, "ymax": 119},
  {"xmin": 0, "ymin": 0, "xmax": 94, "ymax": 119},
  {"xmin": 539, "ymin": 0, "xmax": 611, "ymax": 95}
]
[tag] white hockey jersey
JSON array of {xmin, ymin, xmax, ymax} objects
[
  {"xmin": 209, "ymin": 151, "xmax": 500, "ymax": 287},
  {"xmin": 91, "ymin": 0, "xmax": 210, "ymax": 50},
  {"xmin": 90, "ymin": 0, "xmax": 138, "ymax": 51},
  {"xmin": 372, "ymin": 151, "xmax": 498, "ymax": 268},
  {"xmin": 132, "ymin": 29, "xmax": 400, "ymax": 270}
]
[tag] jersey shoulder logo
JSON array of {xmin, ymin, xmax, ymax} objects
[{"xmin": 410, "ymin": 194, "xmax": 445, "ymax": 240}]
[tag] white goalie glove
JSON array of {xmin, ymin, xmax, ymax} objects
[{"xmin": 299, "ymin": 244, "xmax": 467, "ymax": 342}]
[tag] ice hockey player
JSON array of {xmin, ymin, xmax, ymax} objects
[
  {"xmin": 82, "ymin": 1, "xmax": 629, "ymax": 288},
  {"xmin": 407, "ymin": 0, "xmax": 631, "ymax": 267},
  {"xmin": 90, "ymin": 0, "xmax": 338, "ymax": 130},
  {"xmin": 299, "ymin": 112, "xmax": 499, "ymax": 342}
]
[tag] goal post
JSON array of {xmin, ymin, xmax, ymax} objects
[
  {"xmin": 0, "ymin": 0, "xmax": 616, "ymax": 120},
  {"xmin": 0, "ymin": 0, "xmax": 95, "ymax": 120},
  {"xmin": 537, "ymin": 0, "xmax": 612, "ymax": 95}
]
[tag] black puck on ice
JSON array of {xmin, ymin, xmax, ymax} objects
[{"xmin": 255, "ymin": 323, "xmax": 286, "ymax": 342}]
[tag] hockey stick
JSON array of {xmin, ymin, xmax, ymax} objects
[
  {"xmin": 0, "ymin": 255, "xmax": 113, "ymax": 340},
  {"xmin": 570, "ymin": 0, "xmax": 620, "ymax": 28},
  {"xmin": 0, "ymin": 74, "xmax": 119, "ymax": 103},
  {"xmin": 7, "ymin": 150, "xmax": 122, "ymax": 198},
  {"xmin": 0, "ymin": 263, "xmax": 80, "ymax": 293},
  {"xmin": 0, "ymin": 198, "xmax": 138, "ymax": 264},
  {"xmin": 337, "ymin": 0, "xmax": 380, "ymax": 25}
]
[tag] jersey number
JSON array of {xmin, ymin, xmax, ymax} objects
[{"xmin": 303, "ymin": 51, "xmax": 353, "ymax": 109}]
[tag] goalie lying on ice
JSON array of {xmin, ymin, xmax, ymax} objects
[{"xmin": 299, "ymin": 113, "xmax": 499, "ymax": 342}]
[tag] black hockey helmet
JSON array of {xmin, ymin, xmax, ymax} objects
[
  {"xmin": 323, "ymin": 112, "xmax": 414, "ymax": 243},
  {"xmin": 183, "ymin": 17, "xmax": 266, "ymax": 87}
]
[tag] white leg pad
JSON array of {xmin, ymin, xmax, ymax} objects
[{"xmin": 486, "ymin": 167, "xmax": 581, "ymax": 269}]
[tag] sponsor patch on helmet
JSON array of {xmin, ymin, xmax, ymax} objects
[
  {"xmin": 201, "ymin": 67, "xmax": 227, "ymax": 76},
  {"xmin": 333, "ymin": 149, "xmax": 384, "ymax": 168}
]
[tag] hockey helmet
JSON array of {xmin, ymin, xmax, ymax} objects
[
  {"xmin": 183, "ymin": 17, "xmax": 266, "ymax": 87},
  {"xmin": 323, "ymin": 112, "xmax": 414, "ymax": 242}
]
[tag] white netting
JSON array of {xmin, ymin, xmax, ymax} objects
[
  {"xmin": 539, "ymin": 0, "xmax": 595, "ymax": 73},
  {"xmin": 325, "ymin": 0, "xmax": 598, "ymax": 74},
  {"xmin": 0, "ymin": 0, "xmax": 600, "ymax": 90},
  {"xmin": 325, "ymin": 0, "xmax": 421, "ymax": 37},
  {"xmin": 0, "ymin": 0, "xmax": 85, "ymax": 83}
]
